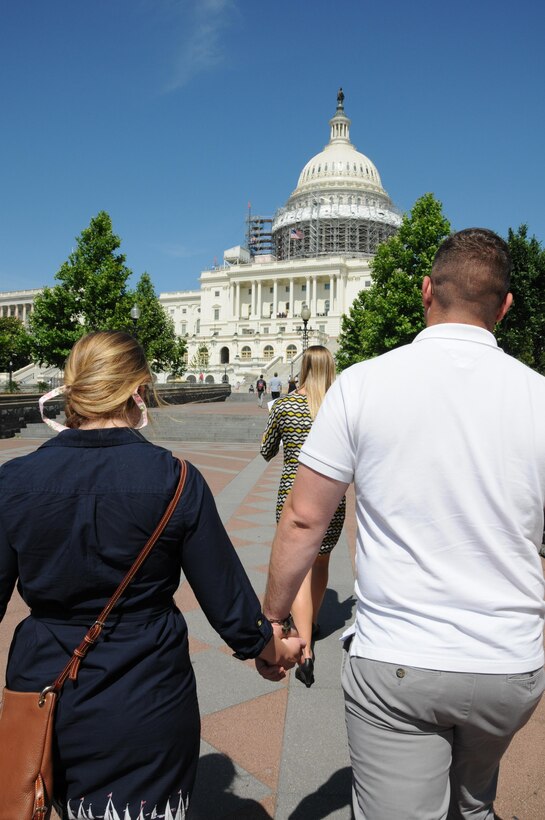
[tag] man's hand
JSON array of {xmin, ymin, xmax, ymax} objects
[{"xmin": 255, "ymin": 628, "xmax": 305, "ymax": 681}]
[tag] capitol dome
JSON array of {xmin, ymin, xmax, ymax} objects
[{"xmin": 272, "ymin": 89, "xmax": 401, "ymax": 261}]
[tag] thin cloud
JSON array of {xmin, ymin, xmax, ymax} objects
[{"xmin": 166, "ymin": 0, "xmax": 237, "ymax": 92}]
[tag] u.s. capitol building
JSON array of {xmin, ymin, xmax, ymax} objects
[{"xmin": 1, "ymin": 91, "xmax": 401, "ymax": 384}]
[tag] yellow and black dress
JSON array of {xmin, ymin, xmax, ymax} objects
[{"xmin": 260, "ymin": 392, "xmax": 345, "ymax": 554}]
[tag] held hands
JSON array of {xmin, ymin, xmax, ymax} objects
[{"xmin": 255, "ymin": 623, "xmax": 306, "ymax": 682}]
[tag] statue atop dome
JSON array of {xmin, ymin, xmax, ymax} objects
[{"xmin": 337, "ymin": 87, "xmax": 344, "ymax": 109}]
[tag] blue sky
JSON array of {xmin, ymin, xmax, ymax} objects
[{"xmin": 1, "ymin": 0, "xmax": 544, "ymax": 295}]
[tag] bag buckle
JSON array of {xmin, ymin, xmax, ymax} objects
[{"xmin": 38, "ymin": 686, "xmax": 56, "ymax": 707}]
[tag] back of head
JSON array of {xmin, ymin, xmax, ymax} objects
[
  {"xmin": 299, "ymin": 345, "xmax": 336, "ymax": 419},
  {"xmin": 63, "ymin": 331, "xmax": 153, "ymax": 428},
  {"xmin": 431, "ymin": 228, "xmax": 511, "ymax": 327}
]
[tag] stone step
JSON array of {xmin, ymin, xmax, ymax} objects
[{"xmin": 18, "ymin": 408, "xmax": 267, "ymax": 444}]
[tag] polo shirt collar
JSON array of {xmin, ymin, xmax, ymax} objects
[{"xmin": 413, "ymin": 323, "xmax": 499, "ymax": 349}]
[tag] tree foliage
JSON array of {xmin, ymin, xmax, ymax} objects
[
  {"xmin": 27, "ymin": 212, "xmax": 185, "ymax": 376},
  {"xmin": 28, "ymin": 212, "xmax": 133, "ymax": 367},
  {"xmin": 495, "ymin": 226, "xmax": 545, "ymax": 374},
  {"xmin": 132, "ymin": 272, "xmax": 186, "ymax": 377},
  {"xmin": 335, "ymin": 193, "xmax": 451, "ymax": 370},
  {"xmin": 0, "ymin": 317, "xmax": 32, "ymax": 372}
]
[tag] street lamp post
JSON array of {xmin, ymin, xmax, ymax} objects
[
  {"xmin": 300, "ymin": 306, "xmax": 311, "ymax": 352},
  {"xmin": 8, "ymin": 359, "xmax": 13, "ymax": 390},
  {"xmin": 130, "ymin": 304, "xmax": 141, "ymax": 339}
]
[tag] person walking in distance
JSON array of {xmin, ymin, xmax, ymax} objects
[
  {"xmin": 260, "ymin": 347, "xmax": 345, "ymax": 688},
  {"xmin": 259, "ymin": 229, "xmax": 545, "ymax": 820},
  {"xmin": 256, "ymin": 374, "xmax": 266, "ymax": 407},
  {"xmin": 269, "ymin": 372, "xmax": 282, "ymax": 400}
]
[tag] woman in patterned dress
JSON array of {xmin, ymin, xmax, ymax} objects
[
  {"xmin": 260, "ymin": 346, "xmax": 346, "ymax": 687},
  {"xmin": 0, "ymin": 331, "xmax": 303, "ymax": 819}
]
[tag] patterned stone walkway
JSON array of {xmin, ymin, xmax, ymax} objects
[{"xmin": 0, "ymin": 425, "xmax": 543, "ymax": 819}]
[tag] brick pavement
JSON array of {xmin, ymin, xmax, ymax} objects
[{"xmin": 0, "ymin": 417, "xmax": 544, "ymax": 819}]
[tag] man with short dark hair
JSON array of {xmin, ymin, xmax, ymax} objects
[
  {"xmin": 259, "ymin": 229, "xmax": 545, "ymax": 819},
  {"xmin": 256, "ymin": 374, "xmax": 266, "ymax": 407},
  {"xmin": 269, "ymin": 372, "xmax": 282, "ymax": 400}
]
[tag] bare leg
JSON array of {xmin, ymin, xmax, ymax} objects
[
  {"xmin": 310, "ymin": 553, "xmax": 331, "ymax": 626},
  {"xmin": 291, "ymin": 568, "xmax": 313, "ymax": 660}
]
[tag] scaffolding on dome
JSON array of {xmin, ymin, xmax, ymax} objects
[
  {"xmin": 273, "ymin": 207, "xmax": 399, "ymax": 262},
  {"xmin": 247, "ymin": 215, "xmax": 274, "ymax": 256}
]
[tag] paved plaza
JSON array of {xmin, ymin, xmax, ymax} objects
[{"xmin": 0, "ymin": 398, "xmax": 544, "ymax": 819}]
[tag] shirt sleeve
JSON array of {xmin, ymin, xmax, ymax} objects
[
  {"xmin": 260, "ymin": 402, "xmax": 282, "ymax": 462},
  {"xmin": 299, "ymin": 373, "xmax": 355, "ymax": 484},
  {"xmin": 176, "ymin": 464, "xmax": 272, "ymax": 659}
]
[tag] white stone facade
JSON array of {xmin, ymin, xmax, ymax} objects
[{"xmin": 0, "ymin": 90, "xmax": 399, "ymax": 386}]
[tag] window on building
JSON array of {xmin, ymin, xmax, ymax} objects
[
  {"xmin": 269, "ymin": 287, "xmax": 274, "ymax": 293},
  {"xmin": 263, "ymin": 326, "xmax": 269, "ymax": 334},
  {"xmin": 324, "ymin": 283, "xmax": 330, "ymax": 290},
  {"xmin": 319, "ymin": 324, "xmax": 326, "ymax": 332},
  {"xmin": 196, "ymin": 320, "xmax": 200, "ymax": 333},
  {"xmin": 279, "ymin": 326, "xmax": 286, "ymax": 332},
  {"xmin": 325, "ymin": 299, "xmax": 330, "ymax": 314},
  {"xmin": 241, "ymin": 346, "xmax": 252, "ymax": 359},
  {"xmin": 182, "ymin": 308, "xmax": 187, "ymax": 314},
  {"xmin": 180, "ymin": 323, "xmax": 187, "ymax": 335},
  {"xmin": 214, "ymin": 290, "xmax": 220, "ymax": 297},
  {"xmin": 365, "ymin": 281, "xmax": 371, "ymax": 288},
  {"xmin": 248, "ymin": 288, "xmax": 252, "ymax": 294},
  {"xmin": 286, "ymin": 344, "xmax": 297, "ymax": 361},
  {"xmin": 285, "ymin": 286, "xmax": 289, "ymax": 292},
  {"xmin": 264, "ymin": 345, "xmax": 274, "ymax": 360},
  {"xmin": 214, "ymin": 308, "xmax": 220, "ymax": 321},
  {"xmin": 301, "ymin": 284, "xmax": 306, "ymax": 292}
]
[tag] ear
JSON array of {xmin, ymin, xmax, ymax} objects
[
  {"xmin": 496, "ymin": 292, "xmax": 513, "ymax": 324},
  {"xmin": 422, "ymin": 276, "xmax": 433, "ymax": 311}
]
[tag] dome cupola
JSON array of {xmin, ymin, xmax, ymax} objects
[{"xmin": 272, "ymin": 89, "xmax": 401, "ymax": 261}]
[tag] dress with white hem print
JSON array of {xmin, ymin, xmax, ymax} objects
[{"xmin": 64, "ymin": 791, "xmax": 190, "ymax": 819}]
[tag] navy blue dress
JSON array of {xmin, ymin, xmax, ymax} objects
[{"xmin": 0, "ymin": 428, "xmax": 272, "ymax": 820}]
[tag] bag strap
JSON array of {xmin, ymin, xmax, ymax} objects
[{"xmin": 43, "ymin": 459, "xmax": 188, "ymax": 700}]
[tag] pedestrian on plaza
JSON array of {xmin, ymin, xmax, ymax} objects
[
  {"xmin": 256, "ymin": 374, "xmax": 267, "ymax": 407},
  {"xmin": 287, "ymin": 374, "xmax": 298, "ymax": 393},
  {"xmin": 260, "ymin": 346, "xmax": 345, "ymax": 688},
  {"xmin": 259, "ymin": 229, "xmax": 545, "ymax": 819},
  {"xmin": 269, "ymin": 372, "xmax": 282, "ymax": 399},
  {"xmin": 0, "ymin": 331, "xmax": 304, "ymax": 819}
]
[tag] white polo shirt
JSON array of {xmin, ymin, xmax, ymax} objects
[{"xmin": 299, "ymin": 324, "xmax": 545, "ymax": 673}]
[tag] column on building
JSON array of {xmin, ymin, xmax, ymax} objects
[
  {"xmin": 312, "ymin": 275, "xmax": 318, "ymax": 315},
  {"xmin": 230, "ymin": 283, "xmax": 235, "ymax": 318},
  {"xmin": 235, "ymin": 282, "xmax": 240, "ymax": 319},
  {"xmin": 289, "ymin": 279, "xmax": 294, "ymax": 317},
  {"xmin": 273, "ymin": 280, "xmax": 278, "ymax": 318},
  {"xmin": 329, "ymin": 275, "xmax": 335, "ymax": 313},
  {"xmin": 257, "ymin": 280, "xmax": 262, "ymax": 318},
  {"xmin": 305, "ymin": 276, "xmax": 310, "ymax": 310}
]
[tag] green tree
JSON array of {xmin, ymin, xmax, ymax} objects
[
  {"xmin": 28, "ymin": 212, "xmax": 133, "ymax": 367},
  {"xmin": 188, "ymin": 345, "xmax": 209, "ymax": 373},
  {"xmin": 132, "ymin": 272, "xmax": 186, "ymax": 377},
  {"xmin": 336, "ymin": 193, "xmax": 451, "ymax": 370},
  {"xmin": 0, "ymin": 317, "xmax": 31, "ymax": 372},
  {"xmin": 496, "ymin": 226, "xmax": 545, "ymax": 374}
]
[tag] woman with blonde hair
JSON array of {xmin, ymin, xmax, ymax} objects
[
  {"xmin": 0, "ymin": 330, "xmax": 302, "ymax": 818},
  {"xmin": 261, "ymin": 345, "xmax": 346, "ymax": 687}
]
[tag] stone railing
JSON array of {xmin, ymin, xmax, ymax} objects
[{"xmin": 0, "ymin": 384, "xmax": 231, "ymax": 438}]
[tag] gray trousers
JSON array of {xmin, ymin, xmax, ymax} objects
[{"xmin": 342, "ymin": 654, "xmax": 544, "ymax": 820}]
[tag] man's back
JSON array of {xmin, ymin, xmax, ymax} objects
[{"xmin": 301, "ymin": 323, "xmax": 545, "ymax": 672}]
